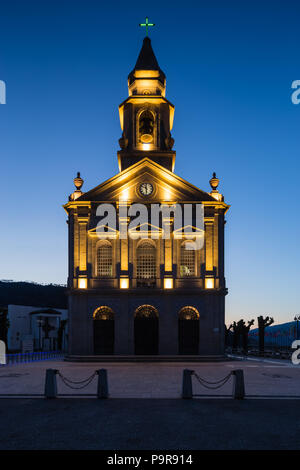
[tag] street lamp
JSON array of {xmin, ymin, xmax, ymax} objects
[{"xmin": 36, "ymin": 317, "xmax": 45, "ymax": 351}]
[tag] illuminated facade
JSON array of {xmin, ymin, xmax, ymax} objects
[{"xmin": 64, "ymin": 37, "xmax": 230, "ymax": 357}]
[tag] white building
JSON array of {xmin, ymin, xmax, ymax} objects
[{"xmin": 7, "ymin": 305, "xmax": 68, "ymax": 352}]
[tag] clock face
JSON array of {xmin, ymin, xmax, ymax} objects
[{"xmin": 139, "ymin": 182, "xmax": 153, "ymax": 196}]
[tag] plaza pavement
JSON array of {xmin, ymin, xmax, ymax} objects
[
  {"xmin": 0, "ymin": 356, "xmax": 300, "ymax": 397},
  {"xmin": 0, "ymin": 398, "xmax": 299, "ymax": 450}
]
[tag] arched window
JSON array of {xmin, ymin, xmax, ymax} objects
[
  {"xmin": 97, "ymin": 241, "xmax": 113, "ymax": 277},
  {"xmin": 134, "ymin": 304, "xmax": 158, "ymax": 319},
  {"xmin": 180, "ymin": 241, "xmax": 196, "ymax": 277},
  {"xmin": 137, "ymin": 240, "xmax": 156, "ymax": 280},
  {"xmin": 178, "ymin": 306, "xmax": 200, "ymax": 320},
  {"xmin": 139, "ymin": 109, "xmax": 154, "ymax": 143},
  {"xmin": 93, "ymin": 306, "xmax": 114, "ymax": 320}
]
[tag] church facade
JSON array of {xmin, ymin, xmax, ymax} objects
[{"xmin": 64, "ymin": 37, "xmax": 229, "ymax": 358}]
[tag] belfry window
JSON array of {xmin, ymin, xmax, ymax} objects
[
  {"xmin": 139, "ymin": 110, "xmax": 154, "ymax": 144},
  {"xmin": 180, "ymin": 241, "xmax": 196, "ymax": 277},
  {"xmin": 137, "ymin": 240, "xmax": 156, "ymax": 280},
  {"xmin": 97, "ymin": 241, "xmax": 113, "ymax": 277}
]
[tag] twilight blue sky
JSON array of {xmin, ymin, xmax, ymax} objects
[{"xmin": 1, "ymin": 0, "xmax": 299, "ymax": 325}]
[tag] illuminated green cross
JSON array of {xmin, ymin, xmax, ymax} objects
[{"xmin": 139, "ymin": 17, "xmax": 155, "ymax": 36}]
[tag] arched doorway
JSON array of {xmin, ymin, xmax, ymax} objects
[
  {"xmin": 93, "ymin": 306, "xmax": 114, "ymax": 354},
  {"xmin": 178, "ymin": 306, "xmax": 199, "ymax": 355},
  {"xmin": 134, "ymin": 305, "xmax": 159, "ymax": 355}
]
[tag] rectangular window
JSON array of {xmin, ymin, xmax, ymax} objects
[
  {"xmin": 180, "ymin": 244, "xmax": 195, "ymax": 277},
  {"xmin": 97, "ymin": 245, "xmax": 113, "ymax": 277}
]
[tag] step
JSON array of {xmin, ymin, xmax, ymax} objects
[{"xmin": 64, "ymin": 354, "xmax": 227, "ymax": 363}]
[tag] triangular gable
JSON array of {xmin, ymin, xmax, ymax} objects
[
  {"xmin": 77, "ymin": 158, "xmax": 215, "ymax": 203},
  {"xmin": 128, "ymin": 222, "xmax": 163, "ymax": 239},
  {"xmin": 173, "ymin": 225, "xmax": 204, "ymax": 239},
  {"xmin": 88, "ymin": 225, "xmax": 119, "ymax": 239}
]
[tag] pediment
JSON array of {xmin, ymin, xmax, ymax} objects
[
  {"xmin": 128, "ymin": 222, "xmax": 163, "ymax": 239},
  {"xmin": 173, "ymin": 225, "xmax": 204, "ymax": 239},
  {"xmin": 88, "ymin": 225, "xmax": 119, "ymax": 239},
  {"xmin": 77, "ymin": 158, "xmax": 215, "ymax": 203}
]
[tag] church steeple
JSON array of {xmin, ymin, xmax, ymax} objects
[
  {"xmin": 128, "ymin": 37, "xmax": 166, "ymax": 90},
  {"xmin": 118, "ymin": 37, "xmax": 175, "ymax": 172},
  {"xmin": 134, "ymin": 37, "xmax": 161, "ymax": 70},
  {"xmin": 127, "ymin": 37, "xmax": 166, "ymax": 97}
]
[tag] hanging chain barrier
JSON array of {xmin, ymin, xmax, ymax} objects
[
  {"xmin": 192, "ymin": 371, "xmax": 233, "ymax": 390},
  {"xmin": 57, "ymin": 371, "xmax": 97, "ymax": 390},
  {"xmin": 45, "ymin": 368, "xmax": 109, "ymax": 398},
  {"xmin": 182, "ymin": 369, "xmax": 245, "ymax": 399}
]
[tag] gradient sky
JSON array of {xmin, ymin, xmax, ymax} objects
[{"xmin": 1, "ymin": 0, "xmax": 299, "ymax": 326}]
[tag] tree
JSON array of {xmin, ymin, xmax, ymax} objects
[
  {"xmin": 225, "ymin": 324, "xmax": 232, "ymax": 348},
  {"xmin": 227, "ymin": 319, "xmax": 255, "ymax": 354},
  {"xmin": 257, "ymin": 316, "xmax": 274, "ymax": 355},
  {"xmin": 229, "ymin": 322, "xmax": 240, "ymax": 351},
  {"xmin": 238, "ymin": 319, "xmax": 254, "ymax": 354}
]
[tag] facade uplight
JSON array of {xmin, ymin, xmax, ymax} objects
[
  {"xmin": 120, "ymin": 278, "xmax": 129, "ymax": 289},
  {"xmin": 205, "ymin": 278, "xmax": 214, "ymax": 289},
  {"xmin": 78, "ymin": 278, "xmax": 87, "ymax": 289},
  {"xmin": 164, "ymin": 278, "xmax": 173, "ymax": 289}
]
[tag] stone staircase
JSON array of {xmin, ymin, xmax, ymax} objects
[{"xmin": 64, "ymin": 354, "xmax": 227, "ymax": 362}]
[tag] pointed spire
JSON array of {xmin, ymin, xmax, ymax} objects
[
  {"xmin": 134, "ymin": 37, "xmax": 160, "ymax": 71},
  {"xmin": 128, "ymin": 37, "xmax": 165, "ymax": 86}
]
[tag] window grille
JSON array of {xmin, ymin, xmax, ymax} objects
[
  {"xmin": 180, "ymin": 241, "xmax": 196, "ymax": 277},
  {"xmin": 137, "ymin": 241, "xmax": 156, "ymax": 279},
  {"xmin": 93, "ymin": 306, "xmax": 114, "ymax": 320},
  {"xmin": 178, "ymin": 306, "xmax": 199, "ymax": 320},
  {"xmin": 134, "ymin": 304, "xmax": 158, "ymax": 319},
  {"xmin": 97, "ymin": 243, "xmax": 113, "ymax": 277}
]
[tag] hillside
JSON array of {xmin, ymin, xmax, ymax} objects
[{"xmin": 0, "ymin": 281, "xmax": 68, "ymax": 309}]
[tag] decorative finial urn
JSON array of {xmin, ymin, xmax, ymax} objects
[
  {"xmin": 209, "ymin": 172, "xmax": 219, "ymax": 191},
  {"xmin": 69, "ymin": 172, "xmax": 84, "ymax": 201},
  {"xmin": 74, "ymin": 172, "xmax": 83, "ymax": 191}
]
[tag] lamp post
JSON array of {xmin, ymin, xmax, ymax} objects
[
  {"xmin": 37, "ymin": 317, "xmax": 43, "ymax": 351},
  {"xmin": 294, "ymin": 315, "xmax": 300, "ymax": 340}
]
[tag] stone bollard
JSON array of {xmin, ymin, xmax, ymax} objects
[
  {"xmin": 232, "ymin": 369, "xmax": 245, "ymax": 399},
  {"xmin": 97, "ymin": 369, "xmax": 109, "ymax": 399},
  {"xmin": 182, "ymin": 369, "xmax": 194, "ymax": 399},
  {"xmin": 44, "ymin": 369, "xmax": 58, "ymax": 399}
]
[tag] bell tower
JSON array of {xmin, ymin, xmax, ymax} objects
[{"xmin": 118, "ymin": 37, "xmax": 176, "ymax": 172}]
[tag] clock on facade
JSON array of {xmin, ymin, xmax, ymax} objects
[{"xmin": 139, "ymin": 182, "xmax": 153, "ymax": 196}]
